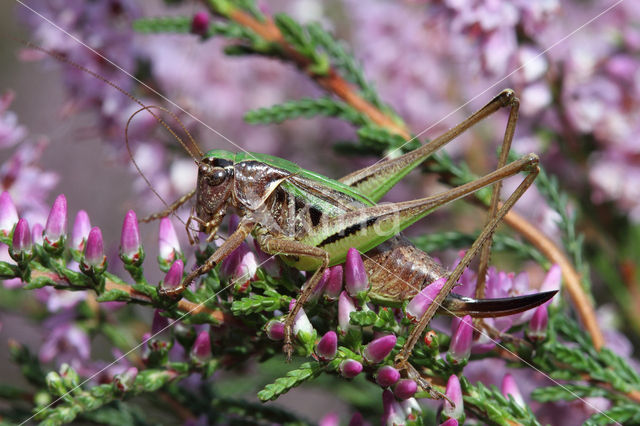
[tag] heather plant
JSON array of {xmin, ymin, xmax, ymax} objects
[{"xmin": 2, "ymin": 1, "xmax": 640, "ymax": 425}]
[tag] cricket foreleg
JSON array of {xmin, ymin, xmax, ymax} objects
[
  {"xmin": 339, "ymin": 89, "xmax": 518, "ymax": 202},
  {"xmin": 394, "ymin": 162, "xmax": 539, "ymax": 372},
  {"xmin": 256, "ymin": 236, "xmax": 330, "ymax": 361},
  {"xmin": 140, "ymin": 189, "xmax": 196, "ymax": 223},
  {"xmin": 158, "ymin": 220, "xmax": 256, "ymax": 298}
]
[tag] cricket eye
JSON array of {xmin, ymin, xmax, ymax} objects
[{"xmin": 206, "ymin": 168, "xmax": 227, "ymax": 186}]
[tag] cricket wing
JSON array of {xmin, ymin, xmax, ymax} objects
[{"xmin": 438, "ymin": 291, "xmax": 557, "ymax": 317}]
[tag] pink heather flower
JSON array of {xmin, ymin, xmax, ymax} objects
[
  {"xmin": 540, "ymin": 264, "xmax": 562, "ymax": 297},
  {"xmin": 39, "ymin": 323, "xmax": 90, "ymax": 364},
  {"xmin": 120, "ymin": 210, "xmax": 141, "ymax": 260},
  {"xmin": 406, "ymin": 277, "xmax": 446, "ymax": 322},
  {"xmin": 162, "ymin": 259, "xmax": 184, "ymax": 290},
  {"xmin": 191, "ymin": 11, "xmax": 210, "ymax": 36},
  {"xmin": 345, "ymin": 248, "xmax": 369, "ymax": 296},
  {"xmin": 338, "ymin": 291, "xmax": 357, "ymax": 334},
  {"xmin": 31, "ymin": 223, "xmax": 43, "ymax": 245},
  {"xmin": 319, "ymin": 412, "xmax": 339, "ymax": 426},
  {"xmin": 443, "ymin": 375, "xmax": 464, "ymax": 420},
  {"xmin": 0, "ymin": 91, "xmax": 26, "ymax": 148},
  {"xmin": 527, "ymin": 304, "xmax": 548, "ymax": 342},
  {"xmin": 84, "ymin": 227, "xmax": 105, "ymax": 268},
  {"xmin": 348, "ymin": 412, "xmax": 364, "ymax": 426},
  {"xmin": 324, "ymin": 265, "xmax": 343, "ymax": 301},
  {"xmin": 501, "ymin": 373, "xmax": 525, "ymax": 407},
  {"xmin": 308, "ymin": 268, "xmax": 330, "ymax": 302},
  {"xmin": 376, "ymin": 365, "xmax": 400, "ymax": 388},
  {"xmin": 252, "ymin": 239, "xmax": 280, "ymax": 277},
  {"xmin": 11, "ymin": 218, "xmax": 31, "ymax": 255},
  {"xmin": 401, "ymin": 398, "xmax": 422, "ymax": 421},
  {"xmin": 71, "ymin": 210, "xmax": 91, "ymax": 251},
  {"xmin": 151, "ymin": 310, "xmax": 170, "ymax": 336},
  {"xmin": 339, "ymin": 359, "xmax": 363, "ymax": 379},
  {"xmin": 363, "ymin": 334, "xmax": 397, "ymax": 364},
  {"xmin": 0, "ymin": 191, "xmax": 18, "ymax": 236},
  {"xmin": 265, "ymin": 320, "xmax": 285, "ymax": 341},
  {"xmin": 191, "ymin": 330, "xmax": 212, "ymax": 363},
  {"xmin": 381, "ymin": 389, "xmax": 405, "ymax": 426},
  {"xmin": 158, "ymin": 217, "xmax": 181, "ymax": 263},
  {"xmin": 315, "ymin": 331, "xmax": 338, "ymax": 361},
  {"xmin": 448, "ymin": 315, "xmax": 473, "ymax": 365},
  {"xmin": 44, "ymin": 194, "xmax": 67, "ymax": 243},
  {"xmin": 114, "ymin": 367, "xmax": 138, "ymax": 393},
  {"xmin": 394, "ymin": 379, "xmax": 417, "ymax": 400},
  {"xmin": 220, "ymin": 242, "xmax": 258, "ymax": 292},
  {"xmin": 289, "ymin": 299, "xmax": 314, "ymax": 338}
]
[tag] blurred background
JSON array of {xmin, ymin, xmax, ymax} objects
[{"xmin": 1, "ymin": 0, "xmax": 640, "ymax": 423}]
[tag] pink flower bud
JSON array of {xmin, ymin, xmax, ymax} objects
[
  {"xmin": 84, "ymin": 227, "xmax": 105, "ymax": 267},
  {"xmin": 44, "ymin": 194, "xmax": 67, "ymax": 243},
  {"xmin": 289, "ymin": 299, "xmax": 314, "ymax": 337},
  {"xmin": 71, "ymin": 210, "xmax": 91, "ymax": 251},
  {"xmin": 443, "ymin": 374, "xmax": 464, "ymax": 420},
  {"xmin": 394, "ymin": 379, "xmax": 417, "ymax": 400},
  {"xmin": 191, "ymin": 330, "xmax": 212, "ymax": 363},
  {"xmin": 448, "ymin": 315, "xmax": 472, "ymax": 365},
  {"xmin": 120, "ymin": 210, "xmax": 141, "ymax": 260},
  {"xmin": 316, "ymin": 331, "xmax": 338, "ymax": 361},
  {"xmin": 158, "ymin": 217, "xmax": 181, "ymax": 263},
  {"xmin": 348, "ymin": 412, "xmax": 364, "ymax": 426},
  {"xmin": 381, "ymin": 389, "xmax": 405, "ymax": 425},
  {"xmin": 319, "ymin": 412, "xmax": 339, "ymax": 426},
  {"xmin": 265, "ymin": 320, "xmax": 285, "ymax": 341},
  {"xmin": 191, "ymin": 11, "xmax": 210, "ymax": 36},
  {"xmin": 31, "ymin": 223, "xmax": 44, "ymax": 245},
  {"xmin": 0, "ymin": 191, "xmax": 18, "ymax": 236},
  {"xmin": 324, "ymin": 265, "xmax": 343, "ymax": 301},
  {"xmin": 527, "ymin": 304, "xmax": 548, "ymax": 342},
  {"xmin": 11, "ymin": 218, "xmax": 31, "ymax": 254},
  {"xmin": 364, "ymin": 334, "xmax": 397, "ymax": 364},
  {"xmin": 338, "ymin": 291, "xmax": 356, "ymax": 334},
  {"xmin": 339, "ymin": 359, "xmax": 363, "ymax": 378},
  {"xmin": 114, "ymin": 367, "xmax": 138, "ymax": 392},
  {"xmin": 162, "ymin": 259, "xmax": 184, "ymax": 290},
  {"xmin": 345, "ymin": 248, "xmax": 369, "ymax": 296},
  {"xmin": 440, "ymin": 419, "xmax": 458, "ymax": 426},
  {"xmin": 501, "ymin": 373, "xmax": 525, "ymax": 407},
  {"xmin": 376, "ymin": 365, "xmax": 400, "ymax": 387},
  {"xmin": 406, "ymin": 277, "xmax": 445, "ymax": 322},
  {"xmin": 151, "ymin": 310, "xmax": 170, "ymax": 336}
]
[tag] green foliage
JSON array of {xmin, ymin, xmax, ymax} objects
[
  {"xmin": 464, "ymin": 381, "xmax": 541, "ymax": 426},
  {"xmin": 245, "ymin": 97, "xmax": 367, "ymax": 126},
  {"xmin": 257, "ymin": 362, "xmax": 322, "ymax": 401}
]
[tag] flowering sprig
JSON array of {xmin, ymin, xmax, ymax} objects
[{"xmin": 3, "ymin": 1, "xmax": 640, "ymax": 424}]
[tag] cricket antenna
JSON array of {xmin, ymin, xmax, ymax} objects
[
  {"xmin": 20, "ymin": 40, "xmax": 204, "ymax": 160},
  {"xmin": 19, "ymin": 40, "xmax": 205, "ymax": 222}
]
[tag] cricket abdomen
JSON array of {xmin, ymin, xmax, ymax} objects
[{"xmin": 364, "ymin": 234, "xmax": 447, "ymax": 305}]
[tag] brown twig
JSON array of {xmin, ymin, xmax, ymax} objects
[
  {"xmin": 30, "ymin": 269, "xmax": 230, "ymax": 324},
  {"xmin": 215, "ymin": 4, "xmax": 604, "ymax": 349}
]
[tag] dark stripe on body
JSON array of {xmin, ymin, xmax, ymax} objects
[{"xmin": 319, "ymin": 217, "xmax": 378, "ymax": 247}]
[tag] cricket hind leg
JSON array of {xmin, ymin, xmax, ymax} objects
[
  {"xmin": 475, "ymin": 95, "xmax": 520, "ymax": 298},
  {"xmin": 393, "ymin": 160, "xmax": 540, "ymax": 377},
  {"xmin": 256, "ymin": 236, "xmax": 330, "ymax": 361},
  {"xmin": 339, "ymin": 89, "xmax": 519, "ymax": 203}
]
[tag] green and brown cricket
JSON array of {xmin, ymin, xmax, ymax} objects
[
  {"xmin": 140, "ymin": 89, "xmax": 556, "ymax": 395},
  {"xmin": 27, "ymin": 39, "xmax": 554, "ymax": 397}
]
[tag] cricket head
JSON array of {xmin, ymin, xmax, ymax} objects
[{"xmin": 195, "ymin": 151, "xmax": 236, "ymax": 236}]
